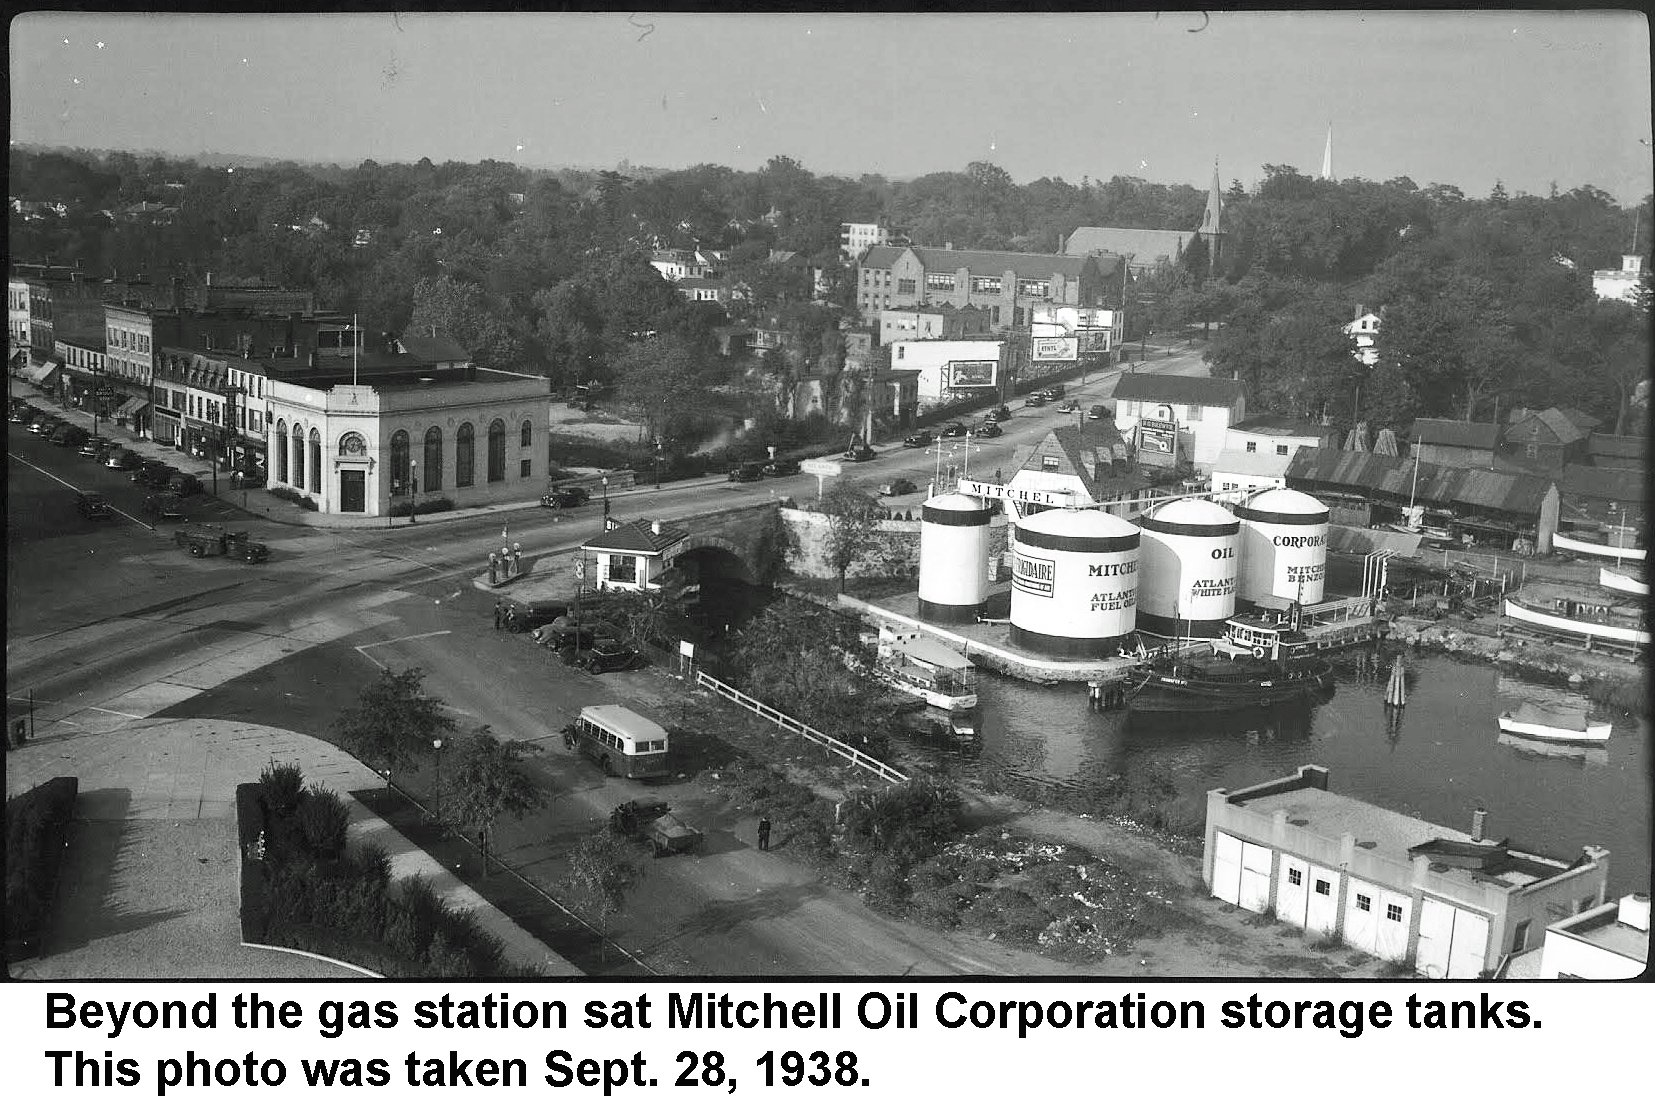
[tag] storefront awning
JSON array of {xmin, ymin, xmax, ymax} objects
[
  {"xmin": 114, "ymin": 396, "xmax": 150, "ymax": 418},
  {"xmin": 22, "ymin": 360, "xmax": 60, "ymax": 385}
]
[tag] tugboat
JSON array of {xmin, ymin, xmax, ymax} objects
[{"xmin": 1127, "ymin": 608, "xmax": 1333, "ymax": 712}]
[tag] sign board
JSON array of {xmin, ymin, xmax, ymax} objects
[
  {"xmin": 1012, "ymin": 550, "xmax": 1056, "ymax": 596},
  {"xmin": 947, "ymin": 360, "xmax": 998, "ymax": 388},
  {"xmin": 1137, "ymin": 419, "xmax": 1177, "ymax": 455},
  {"xmin": 800, "ymin": 458, "xmax": 843, "ymax": 477},
  {"xmin": 959, "ymin": 479, "xmax": 1077, "ymax": 507},
  {"xmin": 1032, "ymin": 336, "xmax": 1079, "ymax": 362},
  {"xmin": 679, "ymin": 640, "xmax": 695, "ymax": 658},
  {"xmin": 95, "ymin": 387, "xmax": 117, "ymax": 398}
]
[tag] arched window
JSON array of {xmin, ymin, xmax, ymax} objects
[
  {"xmin": 275, "ymin": 419, "xmax": 288, "ymax": 483},
  {"xmin": 520, "ymin": 419, "xmax": 533, "ymax": 448},
  {"xmin": 308, "ymin": 428, "xmax": 321, "ymax": 494},
  {"xmin": 291, "ymin": 423, "xmax": 305, "ymax": 490},
  {"xmin": 456, "ymin": 423, "xmax": 475, "ymax": 487},
  {"xmin": 423, "ymin": 426, "xmax": 443, "ymax": 491},
  {"xmin": 487, "ymin": 419, "xmax": 506, "ymax": 482},
  {"xmin": 390, "ymin": 430, "xmax": 410, "ymax": 492}
]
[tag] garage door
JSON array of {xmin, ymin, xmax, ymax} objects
[
  {"xmin": 1416, "ymin": 898, "xmax": 1490, "ymax": 979},
  {"xmin": 1238, "ymin": 840, "xmax": 1273, "ymax": 913},
  {"xmin": 1305, "ymin": 865, "xmax": 1340, "ymax": 936},
  {"xmin": 1344, "ymin": 877, "xmax": 1382, "ymax": 955},
  {"xmin": 1276, "ymin": 856, "xmax": 1310, "ymax": 928},
  {"xmin": 1212, "ymin": 832, "xmax": 1242, "ymax": 905}
]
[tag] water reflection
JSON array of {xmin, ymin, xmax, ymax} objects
[{"xmin": 888, "ymin": 647, "xmax": 1650, "ymax": 894}]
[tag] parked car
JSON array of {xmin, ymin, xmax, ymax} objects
[
  {"xmin": 902, "ymin": 431, "xmax": 934, "ymax": 448},
  {"xmin": 939, "ymin": 422, "xmax": 968, "ymax": 438},
  {"xmin": 879, "ymin": 478, "xmax": 918, "ymax": 496},
  {"xmin": 28, "ymin": 413, "xmax": 60, "ymax": 433},
  {"xmin": 727, "ymin": 461, "xmax": 765, "ymax": 483},
  {"xmin": 1043, "ymin": 383, "xmax": 1066, "ymax": 399},
  {"xmin": 541, "ymin": 615, "xmax": 622, "ymax": 650},
  {"xmin": 975, "ymin": 421, "xmax": 1003, "ymax": 438},
  {"xmin": 582, "ymin": 641, "xmax": 642, "ymax": 674},
  {"xmin": 1089, "ymin": 404, "xmax": 1108, "ymax": 421},
  {"xmin": 10, "ymin": 403, "xmax": 38, "ymax": 423},
  {"xmin": 503, "ymin": 598, "xmax": 570, "ymax": 633},
  {"xmin": 105, "ymin": 448, "xmax": 141, "ymax": 470},
  {"xmin": 1056, "ymin": 399, "xmax": 1082, "ymax": 413},
  {"xmin": 234, "ymin": 467, "xmax": 266, "ymax": 488},
  {"xmin": 143, "ymin": 493, "xmax": 186, "ymax": 519},
  {"xmin": 50, "ymin": 424, "xmax": 90, "ymax": 448},
  {"xmin": 541, "ymin": 486, "xmax": 590, "ymax": 508},
  {"xmin": 76, "ymin": 492, "xmax": 113, "ymax": 520},
  {"xmin": 842, "ymin": 445, "xmax": 877, "ymax": 462},
  {"xmin": 994, "ymin": 404, "xmax": 1012, "ymax": 421},
  {"xmin": 1023, "ymin": 394, "xmax": 1047, "ymax": 408},
  {"xmin": 763, "ymin": 457, "xmax": 801, "ymax": 477},
  {"xmin": 134, "ymin": 463, "xmax": 179, "ymax": 488},
  {"xmin": 93, "ymin": 439, "xmax": 123, "ymax": 462},
  {"xmin": 78, "ymin": 435, "xmax": 110, "ymax": 457},
  {"xmin": 168, "ymin": 473, "xmax": 205, "ymax": 497}
]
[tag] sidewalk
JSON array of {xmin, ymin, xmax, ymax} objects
[
  {"xmin": 10, "ymin": 379, "xmax": 724, "ymax": 531},
  {"xmin": 4, "ymin": 717, "xmax": 579, "ymax": 979}
]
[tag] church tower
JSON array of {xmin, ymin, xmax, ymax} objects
[
  {"xmin": 1198, "ymin": 159, "xmax": 1224, "ymax": 269},
  {"xmin": 1320, "ymin": 123, "xmax": 1335, "ymax": 182}
]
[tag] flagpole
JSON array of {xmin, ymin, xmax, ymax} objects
[{"xmin": 353, "ymin": 314, "xmax": 359, "ymax": 386}]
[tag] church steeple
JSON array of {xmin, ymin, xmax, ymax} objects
[
  {"xmin": 1320, "ymin": 123, "xmax": 1335, "ymax": 182},
  {"xmin": 1198, "ymin": 158, "xmax": 1224, "ymax": 269}
]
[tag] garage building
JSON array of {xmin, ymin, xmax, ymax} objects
[{"xmin": 1203, "ymin": 765, "xmax": 1611, "ymax": 978}]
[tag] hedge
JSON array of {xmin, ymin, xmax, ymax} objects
[
  {"xmin": 386, "ymin": 497, "xmax": 455, "ymax": 517},
  {"xmin": 236, "ymin": 772, "xmax": 532, "ymax": 977},
  {"xmin": 5, "ymin": 776, "xmax": 78, "ymax": 959}
]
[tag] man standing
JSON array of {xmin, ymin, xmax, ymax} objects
[
  {"xmin": 757, "ymin": 814, "xmax": 772, "ymax": 852},
  {"xmin": 493, "ymin": 600, "xmax": 503, "ymax": 631}
]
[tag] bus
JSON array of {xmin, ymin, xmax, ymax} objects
[{"xmin": 565, "ymin": 704, "xmax": 671, "ymax": 780}]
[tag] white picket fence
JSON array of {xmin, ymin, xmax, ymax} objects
[{"xmin": 693, "ymin": 670, "xmax": 909, "ymax": 785}]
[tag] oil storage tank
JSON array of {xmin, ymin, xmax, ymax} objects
[
  {"xmin": 1236, "ymin": 487, "xmax": 1329, "ymax": 605},
  {"xmin": 917, "ymin": 492, "xmax": 996, "ymax": 623},
  {"xmin": 1010, "ymin": 508, "xmax": 1139, "ymax": 657},
  {"xmin": 1137, "ymin": 498, "xmax": 1239, "ymax": 638}
]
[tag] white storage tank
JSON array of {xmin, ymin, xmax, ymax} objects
[
  {"xmin": 1137, "ymin": 498, "xmax": 1239, "ymax": 638},
  {"xmin": 917, "ymin": 492, "xmax": 996, "ymax": 623},
  {"xmin": 1010, "ymin": 508, "xmax": 1139, "ymax": 657},
  {"xmin": 1236, "ymin": 487, "xmax": 1329, "ymax": 605}
]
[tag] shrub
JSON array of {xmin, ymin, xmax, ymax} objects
[
  {"xmin": 260, "ymin": 761, "xmax": 304, "ymax": 816},
  {"xmin": 235, "ymin": 782, "xmax": 270, "ymax": 941},
  {"xmin": 387, "ymin": 497, "xmax": 455, "ymax": 517},
  {"xmin": 295, "ymin": 787, "xmax": 351, "ymax": 859},
  {"xmin": 964, "ymin": 887, "xmax": 1051, "ymax": 945},
  {"xmin": 5, "ymin": 776, "xmax": 79, "ymax": 959},
  {"xmin": 300, "ymin": 495, "xmax": 319, "ymax": 511}
]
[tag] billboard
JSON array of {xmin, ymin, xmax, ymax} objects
[
  {"xmin": 948, "ymin": 360, "xmax": 998, "ymax": 388},
  {"xmin": 1137, "ymin": 418, "xmax": 1177, "ymax": 455},
  {"xmin": 1032, "ymin": 336, "xmax": 1079, "ymax": 362}
]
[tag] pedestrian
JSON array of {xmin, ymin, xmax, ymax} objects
[
  {"xmin": 493, "ymin": 600, "xmax": 503, "ymax": 630},
  {"xmin": 757, "ymin": 814, "xmax": 772, "ymax": 852}
]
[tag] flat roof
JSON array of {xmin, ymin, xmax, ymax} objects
[
  {"xmin": 1552, "ymin": 902, "xmax": 1650, "ymax": 962},
  {"xmin": 1236, "ymin": 786, "xmax": 1474, "ymax": 868}
]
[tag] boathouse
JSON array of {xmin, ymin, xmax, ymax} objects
[{"xmin": 1203, "ymin": 765, "xmax": 1611, "ymax": 979}]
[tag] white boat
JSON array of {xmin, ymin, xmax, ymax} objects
[
  {"xmin": 1503, "ymin": 592, "xmax": 1651, "ymax": 646},
  {"xmin": 1553, "ymin": 531, "xmax": 1646, "ymax": 563},
  {"xmin": 1497, "ymin": 731, "xmax": 1609, "ymax": 766},
  {"xmin": 873, "ymin": 635, "xmax": 978, "ymax": 711},
  {"xmin": 1599, "ymin": 566, "xmax": 1648, "ymax": 597},
  {"xmin": 1497, "ymin": 702, "xmax": 1611, "ymax": 744}
]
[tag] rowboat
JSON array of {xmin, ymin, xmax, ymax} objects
[{"xmin": 1599, "ymin": 566, "xmax": 1648, "ymax": 598}]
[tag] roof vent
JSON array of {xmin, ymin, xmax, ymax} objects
[
  {"xmin": 651, "ymin": 520, "xmax": 661, "ymax": 535},
  {"xmin": 1356, "ymin": 840, "xmax": 1378, "ymax": 850}
]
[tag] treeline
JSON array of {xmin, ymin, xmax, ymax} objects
[{"xmin": 10, "ymin": 149, "xmax": 1651, "ymax": 434}]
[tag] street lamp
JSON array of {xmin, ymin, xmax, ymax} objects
[
  {"xmin": 409, "ymin": 460, "xmax": 419, "ymax": 525},
  {"xmin": 654, "ymin": 438, "xmax": 663, "ymax": 490},
  {"xmin": 431, "ymin": 737, "xmax": 444, "ymax": 821},
  {"xmin": 601, "ymin": 474, "xmax": 610, "ymax": 522}
]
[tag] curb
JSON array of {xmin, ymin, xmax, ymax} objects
[{"xmin": 239, "ymin": 940, "xmax": 383, "ymax": 978}]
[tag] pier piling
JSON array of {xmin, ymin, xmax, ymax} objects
[{"xmin": 1384, "ymin": 658, "xmax": 1407, "ymax": 708}]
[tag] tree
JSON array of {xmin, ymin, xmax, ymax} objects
[
  {"xmin": 445, "ymin": 726, "xmax": 544, "ymax": 875},
  {"xmin": 599, "ymin": 588, "xmax": 692, "ymax": 651},
  {"xmin": 408, "ymin": 275, "xmax": 526, "ymax": 371},
  {"xmin": 564, "ymin": 828, "xmax": 641, "ymax": 960},
  {"xmin": 329, "ymin": 667, "xmax": 455, "ymax": 775},
  {"xmin": 817, "ymin": 482, "xmax": 883, "ymax": 593}
]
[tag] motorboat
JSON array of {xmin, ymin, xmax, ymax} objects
[
  {"xmin": 1497, "ymin": 701, "xmax": 1611, "ymax": 745},
  {"xmin": 1553, "ymin": 531, "xmax": 1646, "ymax": 563}
]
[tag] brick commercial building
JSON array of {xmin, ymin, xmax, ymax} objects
[{"xmin": 855, "ymin": 244, "xmax": 1119, "ymax": 329}]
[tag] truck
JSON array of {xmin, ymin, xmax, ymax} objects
[
  {"xmin": 609, "ymin": 799, "xmax": 703, "ymax": 857},
  {"xmin": 174, "ymin": 523, "xmax": 270, "ymax": 562}
]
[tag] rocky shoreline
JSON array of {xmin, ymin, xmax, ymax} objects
[{"xmin": 1390, "ymin": 615, "xmax": 1648, "ymax": 717}]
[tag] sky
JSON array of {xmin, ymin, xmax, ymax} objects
[{"xmin": 10, "ymin": 11, "xmax": 1653, "ymax": 204}]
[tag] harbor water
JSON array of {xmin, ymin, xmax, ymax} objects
[{"xmin": 901, "ymin": 649, "xmax": 1651, "ymax": 895}]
